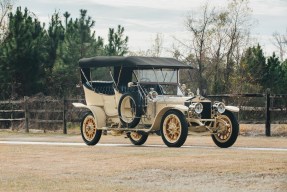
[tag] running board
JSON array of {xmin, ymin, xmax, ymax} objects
[
  {"xmin": 189, "ymin": 131, "xmax": 218, "ymax": 136},
  {"xmin": 98, "ymin": 126, "xmax": 151, "ymax": 133}
]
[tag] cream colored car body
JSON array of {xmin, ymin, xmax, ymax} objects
[
  {"xmin": 73, "ymin": 85, "xmax": 192, "ymax": 132},
  {"xmin": 73, "ymin": 83, "xmax": 239, "ymax": 134},
  {"xmin": 74, "ymin": 56, "xmax": 240, "ymax": 148}
]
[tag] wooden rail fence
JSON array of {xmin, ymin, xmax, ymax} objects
[
  {"xmin": 0, "ymin": 92, "xmax": 286, "ymax": 136},
  {"xmin": 0, "ymin": 97, "xmax": 86, "ymax": 134}
]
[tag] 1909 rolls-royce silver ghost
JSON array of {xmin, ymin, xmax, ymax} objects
[{"xmin": 73, "ymin": 56, "xmax": 239, "ymax": 148}]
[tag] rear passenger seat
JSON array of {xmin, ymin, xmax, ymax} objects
[{"xmin": 84, "ymin": 81, "xmax": 115, "ymax": 95}]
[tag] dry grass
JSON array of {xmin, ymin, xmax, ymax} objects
[
  {"xmin": 240, "ymin": 124, "xmax": 287, "ymax": 137},
  {"xmin": 0, "ymin": 132, "xmax": 287, "ymax": 192},
  {"xmin": 2, "ymin": 123, "xmax": 287, "ymax": 137}
]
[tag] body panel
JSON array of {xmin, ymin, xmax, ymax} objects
[{"xmin": 73, "ymin": 103, "xmax": 106, "ymax": 128}]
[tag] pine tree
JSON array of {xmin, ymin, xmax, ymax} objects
[
  {"xmin": 105, "ymin": 25, "xmax": 128, "ymax": 56},
  {"xmin": 0, "ymin": 7, "xmax": 48, "ymax": 97},
  {"xmin": 264, "ymin": 53, "xmax": 283, "ymax": 93}
]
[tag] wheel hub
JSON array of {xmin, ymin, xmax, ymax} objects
[
  {"xmin": 215, "ymin": 115, "xmax": 232, "ymax": 141},
  {"xmin": 84, "ymin": 118, "xmax": 96, "ymax": 140},
  {"xmin": 164, "ymin": 115, "xmax": 181, "ymax": 142},
  {"xmin": 217, "ymin": 121, "xmax": 228, "ymax": 133},
  {"xmin": 130, "ymin": 132, "xmax": 142, "ymax": 140},
  {"xmin": 168, "ymin": 123, "xmax": 177, "ymax": 134}
]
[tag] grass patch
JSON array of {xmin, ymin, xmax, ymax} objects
[{"xmin": 240, "ymin": 124, "xmax": 287, "ymax": 137}]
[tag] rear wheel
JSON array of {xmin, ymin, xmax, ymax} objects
[
  {"xmin": 211, "ymin": 111, "xmax": 239, "ymax": 148},
  {"xmin": 128, "ymin": 132, "xmax": 148, "ymax": 145},
  {"xmin": 81, "ymin": 112, "xmax": 102, "ymax": 145},
  {"xmin": 160, "ymin": 110, "xmax": 188, "ymax": 147}
]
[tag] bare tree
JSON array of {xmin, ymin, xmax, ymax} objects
[
  {"xmin": 206, "ymin": 11, "xmax": 229, "ymax": 93},
  {"xmin": 175, "ymin": 0, "xmax": 252, "ymax": 94},
  {"xmin": 129, "ymin": 33, "xmax": 164, "ymax": 57},
  {"xmin": 151, "ymin": 33, "xmax": 164, "ymax": 57},
  {"xmin": 184, "ymin": 3, "xmax": 215, "ymax": 92},
  {"xmin": 0, "ymin": 0, "xmax": 13, "ymax": 41},
  {"xmin": 272, "ymin": 31, "xmax": 287, "ymax": 61},
  {"xmin": 222, "ymin": 0, "xmax": 252, "ymax": 92}
]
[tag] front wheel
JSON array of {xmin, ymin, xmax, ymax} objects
[
  {"xmin": 160, "ymin": 110, "xmax": 188, "ymax": 147},
  {"xmin": 211, "ymin": 111, "xmax": 239, "ymax": 148},
  {"xmin": 128, "ymin": 132, "xmax": 148, "ymax": 145},
  {"xmin": 81, "ymin": 112, "xmax": 102, "ymax": 145}
]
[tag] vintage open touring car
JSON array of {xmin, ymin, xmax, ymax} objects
[{"xmin": 73, "ymin": 56, "xmax": 239, "ymax": 148}]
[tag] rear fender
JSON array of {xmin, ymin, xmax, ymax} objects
[
  {"xmin": 73, "ymin": 103, "xmax": 106, "ymax": 128},
  {"xmin": 150, "ymin": 105, "xmax": 188, "ymax": 131}
]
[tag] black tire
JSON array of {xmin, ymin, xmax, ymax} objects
[
  {"xmin": 80, "ymin": 112, "xmax": 102, "ymax": 145},
  {"xmin": 211, "ymin": 111, "xmax": 239, "ymax": 148},
  {"xmin": 128, "ymin": 132, "xmax": 148, "ymax": 145},
  {"xmin": 118, "ymin": 93, "xmax": 142, "ymax": 128},
  {"xmin": 155, "ymin": 130, "xmax": 161, "ymax": 136},
  {"xmin": 160, "ymin": 110, "xmax": 188, "ymax": 147}
]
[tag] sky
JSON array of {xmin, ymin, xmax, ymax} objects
[{"xmin": 13, "ymin": 0, "xmax": 287, "ymax": 57}]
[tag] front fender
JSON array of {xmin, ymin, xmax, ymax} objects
[
  {"xmin": 150, "ymin": 105, "xmax": 188, "ymax": 131},
  {"xmin": 225, "ymin": 106, "xmax": 240, "ymax": 113},
  {"xmin": 73, "ymin": 103, "xmax": 106, "ymax": 128}
]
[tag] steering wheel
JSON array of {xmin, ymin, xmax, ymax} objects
[{"xmin": 158, "ymin": 84, "xmax": 166, "ymax": 94}]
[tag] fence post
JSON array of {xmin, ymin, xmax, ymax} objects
[
  {"xmin": 24, "ymin": 96, "xmax": 29, "ymax": 133},
  {"xmin": 63, "ymin": 98, "xmax": 67, "ymax": 134},
  {"xmin": 265, "ymin": 89, "xmax": 271, "ymax": 136}
]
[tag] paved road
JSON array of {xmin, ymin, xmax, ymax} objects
[{"xmin": 1, "ymin": 140, "xmax": 287, "ymax": 152}]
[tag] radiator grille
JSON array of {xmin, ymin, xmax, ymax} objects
[{"xmin": 201, "ymin": 102, "xmax": 211, "ymax": 119}]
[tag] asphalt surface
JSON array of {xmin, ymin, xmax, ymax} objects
[{"xmin": 1, "ymin": 140, "xmax": 287, "ymax": 152}]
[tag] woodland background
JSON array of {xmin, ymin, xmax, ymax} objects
[{"xmin": 0, "ymin": 0, "xmax": 287, "ymax": 99}]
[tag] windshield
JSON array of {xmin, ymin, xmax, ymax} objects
[
  {"xmin": 133, "ymin": 69, "xmax": 178, "ymax": 83},
  {"xmin": 133, "ymin": 69, "xmax": 183, "ymax": 96}
]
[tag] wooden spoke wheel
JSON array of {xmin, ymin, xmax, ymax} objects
[
  {"xmin": 161, "ymin": 110, "xmax": 188, "ymax": 147},
  {"xmin": 211, "ymin": 111, "xmax": 239, "ymax": 148},
  {"xmin": 128, "ymin": 132, "xmax": 148, "ymax": 145},
  {"xmin": 81, "ymin": 112, "xmax": 102, "ymax": 145}
]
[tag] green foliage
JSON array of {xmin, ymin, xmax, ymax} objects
[
  {"xmin": 244, "ymin": 44, "xmax": 266, "ymax": 84},
  {"xmin": 48, "ymin": 9, "xmax": 105, "ymax": 97},
  {"xmin": 0, "ymin": 4, "xmax": 286, "ymax": 99},
  {"xmin": 46, "ymin": 12, "xmax": 65, "ymax": 71},
  {"xmin": 263, "ymin": 53, "xmax": 283, "ymax": 93},
  {"xmin": 0, "ymin": 7, "xmax": 129, "ymax": 99},
  {"xmin": 282, "ymin": 60, "xmax": 287, "ymax": 93},
  {"xmin": 234, "ymin": 44, "xmax": 266, "ymax": 93},
  {"xmin": 0, "ymin": 7, "xmax": 48, "ymax": 97},
  {"xmin": 105, "ymin": 25, "xmax": 128, "ymax": 56}
]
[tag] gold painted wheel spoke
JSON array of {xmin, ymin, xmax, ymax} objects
[
  {"xmin": 173, "ymin": 134, "xmax": 178, "ymax": 140},
  {"xmin": 215, "ymin": 115, "xmax": 232, "ymax": 142},
  {"xmin": 83, "ymin": 116, "xmax": 97, "ymax": 141},
  {"xmin": 163, "ymin": 114, "xmax": 182, "ymax": 143},
  {"xmin": 167, "ymin": 127, "xmax": 173, "ymax": 132},
  {"xmin": 174, "ymin": 131, "xmax": 180, "ymax": 136},
  {"xmin": 130, "ymin": 132, "xmax": 143, "ymax": 141}
]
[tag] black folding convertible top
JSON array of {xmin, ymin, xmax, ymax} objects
[{"xmin": 79, "ymin": 56, "xmax": 192, "ymax": 69}]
